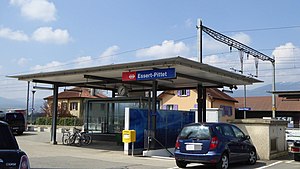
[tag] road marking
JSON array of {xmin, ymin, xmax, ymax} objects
[
  {"xmin": 285, "ymin": 160, "xmax": 293, "ymax": 164},
  {"xmin": 255, "ymin": 161, "xmax": 283, "ymax": 169}
]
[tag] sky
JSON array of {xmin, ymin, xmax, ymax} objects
[{"xmin": 0, "ymin": 0, "xmax": 300, "ymax": 104}]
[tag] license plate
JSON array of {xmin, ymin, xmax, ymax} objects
[
  {"xmin": 186, "ymin": 143, "xmax": 202, "ymax": 151},
  {"xmin": 13, "ymin": 127, "xmax": 19, "ymax": 130}
]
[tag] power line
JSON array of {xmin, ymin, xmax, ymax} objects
[{"xmin": 222, "ymin": 25, "xmax": 300, "ymax": 33}]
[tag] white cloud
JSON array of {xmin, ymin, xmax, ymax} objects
[
  {"xmin": 17, "ymin": 57, "xmax": 30, "ymax": 66},
  {"xmin": 31, "ymin": 61, "xmax": 64, "ymax": 72},
  {"xmin": 272, "ymin": 42, "xmax": 299, "ymax": 63},
  {"xmin": 10, "ymin": 0, "xmax": 56, "ymax": 22},
  {"xmin": 204, "ymin": 54, "xmax": 228, "ymax": 65},
  {"xmin": 73, "ymin": 56, "xmax": 93, "ymax": 68},
  {"xmin": 32, "ymin": 27, "xmax": 71, "ymax": 44},
  {"xmin": 29, "ymin": 46, "xmax": 121, "ymax": 73},
  {"xmin": 136, "ymin": 40, "xmax": 189, "ymax": 59},
  {"xmin": 271, "ymin": 42, "xmax": 300, "ymax": 82},
  {"xmin": 185, "ymin": 18, "xmax": 193, "ymax": 28},
  {"xmin": 99, "ymin": 45, "xmax": 120, "ymax": 65},
  {"xmin": 0, "ymin": 27, "xmax": 29, "ymax": 41},
  {"xmin": 231, "ymin": 32, "xmax": 251, "ymax": 45}
]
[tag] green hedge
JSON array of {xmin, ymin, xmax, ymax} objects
[{"xmin": 35, "ymin": 117, "xmax": 83, "ymax": 126}]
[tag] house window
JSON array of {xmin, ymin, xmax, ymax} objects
[
  {"xmin": 70, "ymin": 102, "xmax": 78, "ymax": 111},
  {"xmin": 162, "ymin": 104, "xmax": 178, "ymax": 110},
  {"xmin": 177, "ymin": 89, "xmax": 190, "ymax": 97}
]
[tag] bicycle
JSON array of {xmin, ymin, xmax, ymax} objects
[{"xmin": 62, "ymin": 128, "xmax": 92, "ymax": 146}]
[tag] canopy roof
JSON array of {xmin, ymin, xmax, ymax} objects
[
  {"xmin": 270, "ymin": 90, "xmax": 300, "ymax": 99},
  {"xmin": 9, "ymin": 57, "xmax": 262, "ymax": 91}
]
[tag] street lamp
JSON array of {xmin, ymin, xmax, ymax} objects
[{"xmin": 31, "ymin": 90, "xmax": 36, "ymax": 124}]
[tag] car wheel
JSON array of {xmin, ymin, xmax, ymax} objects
[
  {"xmin": 294, "ymin": 154, "xmax": 300, "ymax": 161},
  {"xmin": 17, "ymin": 131, "xmax": 23, "ymax": 135},
  {"xmin": 216, "ymin": 153, "xmax": 229, "ymax": 169},
  {"xmin": 176, "ymin": 160, "xmax": 187, "ymax": 168},
  {"xmin": 248, "ymin": 149, "xmax": 257, "ymax": 165}
]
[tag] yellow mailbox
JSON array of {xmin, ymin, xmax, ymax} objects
[{"xmin": 122, "ymin": 130, "xmax": 136, "ymax": 143}]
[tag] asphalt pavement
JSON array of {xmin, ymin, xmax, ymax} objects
[{"xmin": 15, "ymin": 131, "xmax": 300, "ymax": 169}]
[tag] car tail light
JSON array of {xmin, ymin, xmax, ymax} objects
[
  {"xmin": 175, "ymin": 138, "xmax": 180, "ymax": 149},
  {"xmin": 291, "ymin": 147, "xmax": 300, "ymax": 152},
  {"xmin": 209, "ymin": 136, "xmax": 219, "ymax": 150},
  {"xmin": 19, "ymin": 155, "xmax": 30, "ymax": 169}
]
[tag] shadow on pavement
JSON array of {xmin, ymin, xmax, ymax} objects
[
  {"xmin": 180, "ymin": 162, "xmax": 267, "ymax": 169},
  {"xmin": 15, "ymin": 132, "xmax": 38, "ymax": 137},
  {"xmin": 58, "ymin": 140, "xmax": 124, "ymax": 152}
]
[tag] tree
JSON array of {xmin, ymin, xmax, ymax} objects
[{"xmin": 40, "ymin": 101, "xmax": 74, "ymax": 117}]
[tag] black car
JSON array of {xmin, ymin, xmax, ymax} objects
[
  {"xmin": 174, "ymin": 123, "xmax": 257, "ymax": 169},
  {"xmin": 0, "ymin": 121, "xmax": 30, "ymax": 169},
  {"xmin": 0, "ymin": 112, "xmax": 25, "ymax": 135}
]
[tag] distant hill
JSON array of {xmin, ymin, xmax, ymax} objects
[
  {"xmin": 0, "ymin": 97, "xmax": 44, "ymax": 111},
  {"xmin": 0, "ymin": 97, "xmax": 25, "ymax": 110},
  {"xmin": 229, "ymin": 82, "xmax": 300, "ymax": 97}
]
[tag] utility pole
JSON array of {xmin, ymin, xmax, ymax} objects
[
  {"xmin": 197, "ymin": 19, "xmax": 203, "ymax": 63},
  {"xmin": 239, "ymin": 50, "xmax": 247, "ymax": 119},
  {"xmin": 272, "ymin": 61, "xmax": 276, "ymax": 118}
]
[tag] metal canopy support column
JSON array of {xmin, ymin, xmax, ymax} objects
[
  {"xmin": 202, "ymin": 87, "xmax": 206, "ymax": 122},
  {"xmin": 197, "ymin": 84, "xmax": 203, "ymax": 122},
  {"xmin": 51, "ymin": 84, "xmax": 59, "ymax": 145},
  {"xmin": 26, "ymin": 81, "xmax": 30, "ymax": 126},
  {"xmin": 151, "ymin": 80, "xmax": 158, "ymax": 137},
  {"xmin": 147, "ymin": 90, "xmax": 151, "ymax": 150}
]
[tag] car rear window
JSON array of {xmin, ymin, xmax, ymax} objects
[
  {"xmin": 0, "ymin": 125, "xmax": 18, "ymax": 149},
  {"xmin": 5, "ymin": 113, "xmax": 24, "ymax": 121},
  {"xmin": 178, "ymin": 125, "xmax": 211, "ymax": 140}
]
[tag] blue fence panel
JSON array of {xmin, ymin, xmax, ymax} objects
[{"xmin": 129, "ymin": 109, "xmax": 195, "ymax": 149}]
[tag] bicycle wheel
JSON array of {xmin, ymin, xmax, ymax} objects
[
  {"xmin": 62, "ymin": 133, "xmax": 70, "ymax": 145},
  {"xmin": 74, "ymin": 135, "xmax": 82, "ymax": 147},
  {"xmin": 69, "ymin": 134, "xmax": 76, "ymax": 145},
  {"xmin": 81, "ymin": 133, "xmax": 92, "ymax": 145}
]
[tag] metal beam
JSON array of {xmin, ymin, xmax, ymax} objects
[
  {"xmin": 202, "ymin": 25, "xmax": 275, "ymax": 63},
  {"xmin": 32, "ymin": 79, "xmax": 70, "ymax": 86},
  {"xmin": 176, "ymin": 72, "xmax": 233, "ymax": 87}
]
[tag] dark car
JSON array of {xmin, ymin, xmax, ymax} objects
[
  {"xmin": 174, "ymin": 123, "xmax": 257, "ymax": 169},
  {"xmin": 0, "ymin": 112, "xmax": 25, "ymax": 135},
  {"xmin": 0, "ymin": 121, "xmax": 30, "ymax": 169}
]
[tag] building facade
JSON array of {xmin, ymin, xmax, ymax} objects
[
  {"xmin": 44, "ymin": 87, "xmax": 107, "ymax": 118},
  {"xmin": 235, "ymin": 96, "xmax": 300, "ymax": 128},
  {"xmin": 159, "ymin": 88, "xmax": 238, "ymax": 122}
]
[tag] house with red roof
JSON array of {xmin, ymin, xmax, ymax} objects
[
  {"xmin": 235, "ymin": 96, "xmax": 300, "ymax": 127},
  {"xmin": 44, "ymin": 87, "xmax": 107, "ymax": 118},
  {"xmin": 159, "ymin": 88, "xmax": 238, "ymax": 122}
]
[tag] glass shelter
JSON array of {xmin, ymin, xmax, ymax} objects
[{"xmin": 85, "ymin": 97, "xmax": 149, "ymax": 134}]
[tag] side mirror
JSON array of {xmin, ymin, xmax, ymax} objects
[{"xmin": 244, "ymin": 135, "xmax": 250, "ymax": 140}]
